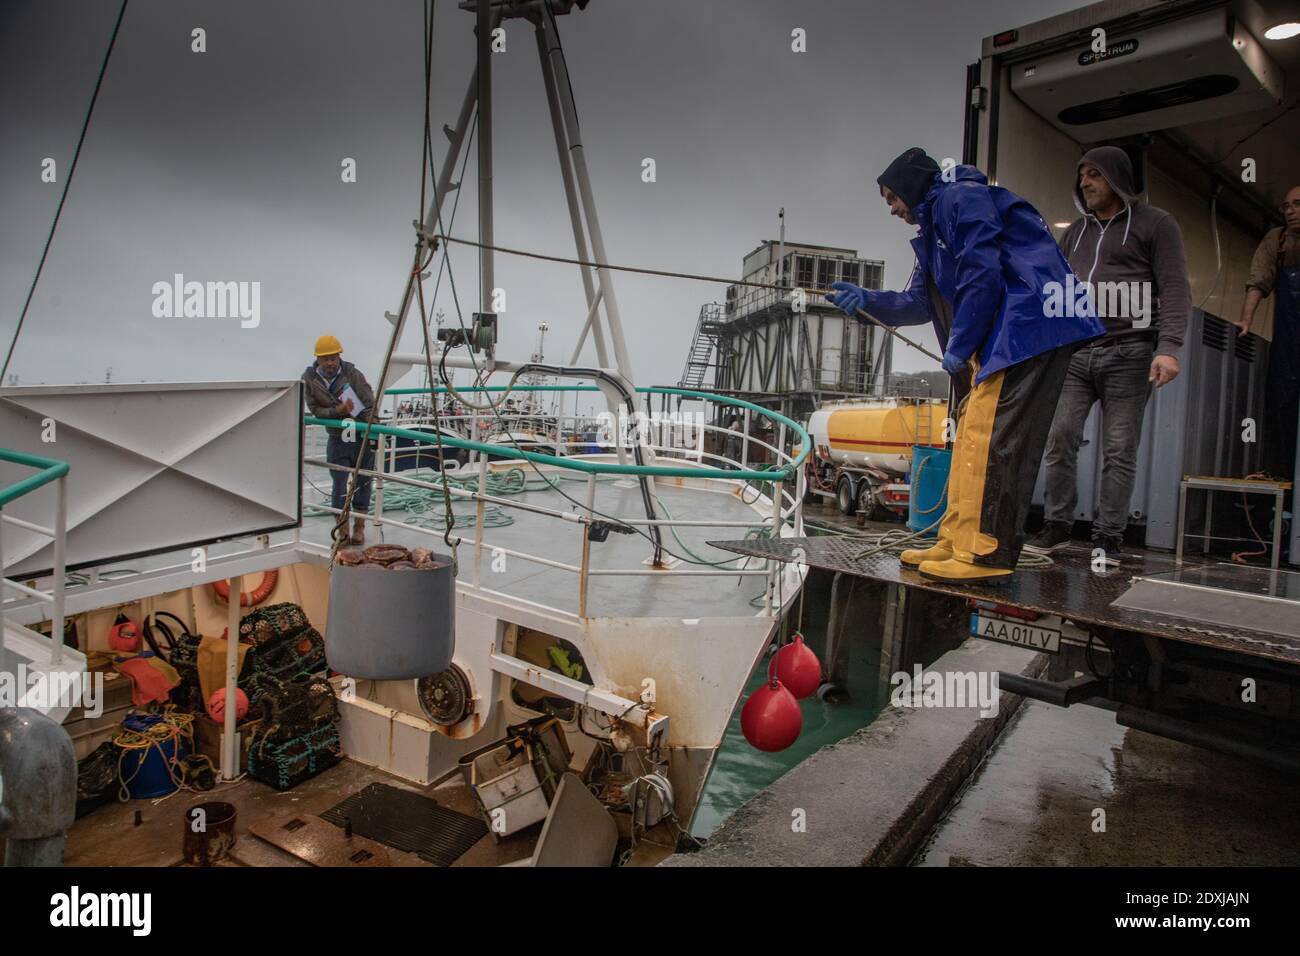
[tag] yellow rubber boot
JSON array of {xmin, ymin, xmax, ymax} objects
[
  {"xmin": 900, "ymin": 540, "xmax": 952, "ymax": 567},
  {"xmin": 901, "ymin": 485, "xmax": 959, "ymax": 567},
  {"xmin": 918, "ymin": 557, "xmax": 1012, "ymax": 584}
]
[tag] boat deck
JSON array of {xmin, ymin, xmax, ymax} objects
[
  {"xmin": 707, "ymin": 535, "xmax": 1300, "ymax": 667},
  {"xmin": 44, "ymin": 472, "xmax": 789, "ymax": 868},
  {"xmin": 64, "ymin": 758, "xmax": 534, "ymax": 867},
  {"xmin": 303, "ymin": 474, "xmax": 777, "ymax": 620}
]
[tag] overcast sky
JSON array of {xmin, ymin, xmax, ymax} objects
[{"xmin": 1, "ymin": 0, "xmax": 1085, "ymax": 393}]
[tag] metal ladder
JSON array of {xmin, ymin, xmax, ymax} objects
[
  {"xmin": 912, "ymin": 399, "xmax": 933, "ymax": 449},
  {"xmin": 678, "ymin": 303, "xmax": 726, "ymax": 389}
]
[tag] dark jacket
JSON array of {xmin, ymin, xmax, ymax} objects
[
  {"xmin": 302, "ymin": 360, "xmax": 375, "ymax": 437},
  {"xmin": 860, "ymin": 165, "xmax": 1105, "ymax": 384},
  {"xmin": 1059, "ymin": 146, "xmax": 1190, "ymax": 358}
]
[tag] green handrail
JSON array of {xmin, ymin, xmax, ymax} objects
[
  {"xmin": 0, "ymin": 448, "xmax": 69, "ymax": 507},
  {"xmin": 387, "ymin": 385, "xmax": 597, "ymax": 394},
  {"xmin": 305, "ymin": 385, "xmax": 809, "ymax": 482}
]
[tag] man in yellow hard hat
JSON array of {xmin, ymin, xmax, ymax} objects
[{"xmin": 302, "ymin": 335, "xmax": 376, "ymax": 545}]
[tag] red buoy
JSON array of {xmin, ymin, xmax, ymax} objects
[
  {"xmin": 775, "ymin": 633, "xmax": 822, "ymax": 700},
  {"xmin": 741, "ymin": 675, "xmax": 802, "ymax": 752}
]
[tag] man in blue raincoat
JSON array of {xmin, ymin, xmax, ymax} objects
[{"xmin": 828, "ymin": 147, "xmax": 1104, "ymax": 582}]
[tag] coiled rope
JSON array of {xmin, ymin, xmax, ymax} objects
[{"xmin": 112, "ymin": 707, "xmax": 228, "ymax": 803}]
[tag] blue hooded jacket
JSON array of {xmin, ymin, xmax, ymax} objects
[{"xmin": 862, "ymin": 165, "xmax": 1104, "ymax": 383}]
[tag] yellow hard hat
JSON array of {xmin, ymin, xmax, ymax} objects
[{"xmin": 314, "ymin": 334, "xmax": 343, "ymax": 357}]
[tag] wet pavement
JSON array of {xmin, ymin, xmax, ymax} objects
[
  {"xmin": 801, "ymin": 498, "xmax": 906, "ymax": 537},
  {"xmin": 915, "ymin": 699, "xmax": 1300, "ymax": 866}
]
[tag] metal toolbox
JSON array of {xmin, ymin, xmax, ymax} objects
[{"xmin": 457, "ymin": 717, "xmax": 571, "ymax": 838}]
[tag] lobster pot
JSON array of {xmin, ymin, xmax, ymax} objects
[{"xmin": 325, "ymin": 558, "xmax": 455, "ymax": 680}]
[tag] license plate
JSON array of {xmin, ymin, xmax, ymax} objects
[{"xmin": 970, "ymin": 613, "xmax": 1061, "ymax": 653}]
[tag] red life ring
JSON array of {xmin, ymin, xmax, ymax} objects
[{"xmin": 211, "ymin": 571, "xmax": 278, "ymax": 606}]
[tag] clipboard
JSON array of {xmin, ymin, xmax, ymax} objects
[{"xmin": 338, "ymin": 384, "xmax": 364, "ymax": 416}]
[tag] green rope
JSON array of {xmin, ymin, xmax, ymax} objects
[
  {"xmin": 305, "ymin": 467, "xmax": 514, "ymax": 529},
  {"xmin": 304, "ymin": 464, "xmax": 626, "ymax": 532}
]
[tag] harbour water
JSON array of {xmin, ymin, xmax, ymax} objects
[{"xmin": 691, "ymin": 543, "xmax": 887, "ymax": 837}]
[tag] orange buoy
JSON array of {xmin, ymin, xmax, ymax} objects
[
  {"xmin": 207, "ymin": 687, "xmax": 249, "ymax": 723},
  {"xmin": 211, "ymin": 571, "xmax": 278, "ymax": 607},
  {"xmin": 775, "ymin": 633, "xmax": 821, "ymax": 700},
  {"xmin": 740, "ymin": 672, "xmax": 802, "ymax": 752},
  {"xmin": 108, "ymin": 614, "xmax": 142, "ymax": 652}
]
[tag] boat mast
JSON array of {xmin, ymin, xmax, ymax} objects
[
  {"xmin": 384, "ymin": 0, "xmax": 664, "ymax": 560},
  {"xmin": 391, "ymin": 0, "xmax": 635, "ymax": 390}
]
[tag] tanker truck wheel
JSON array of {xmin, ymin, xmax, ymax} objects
[
  {"xmin": 858, "ymin": 480, "xmax": 882, "ymax": 520},
  {"xmin": 835, "ymin": 475, "xmax": 856, "ymax": 515}
]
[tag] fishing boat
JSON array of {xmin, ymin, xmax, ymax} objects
[{"xmin": 0, "ymin": 0, "xmax": 808, "ymax": 868}]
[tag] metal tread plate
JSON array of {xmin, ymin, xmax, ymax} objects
[
  {"xmin": 248, "ymin": 813, "xmax": 393, "ymax": 867},
  {"xmin": 707, "ymin": 536, "xmax": 1300, "ymax": 666},
  {"xmin": 319, "ymin": 782, "xmax": 488, "ymax": 867}
]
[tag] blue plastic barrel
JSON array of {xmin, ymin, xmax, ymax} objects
[
  {"xmin": 121, "ymin": 733, "xmax": 186, "ymax": 799},
  {"xmin": 907, "ymin": 445, "xmax": 951, "ymax": 538}
]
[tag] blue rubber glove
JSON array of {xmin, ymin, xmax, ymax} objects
[
  {"xmin": 941, "ymin": 350, "xmax": 968, "ymax": 376},
  {"xmin": 826, "ymin": 281, "xmax": 868, "ymax": 318}
]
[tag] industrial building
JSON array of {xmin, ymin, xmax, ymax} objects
[{"xmin": 679, "ymin": 239, "xmax": 892, "ymax": 421}]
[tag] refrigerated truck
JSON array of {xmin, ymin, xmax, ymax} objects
[
  {"xmin": 963, "ymin": 0, "xmax": 1299, "ymax": 564},
  {"xmin": 953, "ymin": 0, "xmax": 1300, "ymax": 769}
]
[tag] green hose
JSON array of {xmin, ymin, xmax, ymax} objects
[{"xmin": 650, "ymin": 492, "xmax": 771, "ymax": 569}]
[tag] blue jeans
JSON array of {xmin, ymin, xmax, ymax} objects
[
  {"xmin": 1042, "ymin": 337, "xmax": 1154, "ymax": 538},
  {"xmin": 326, "ymin": 433, "xmax": 376, "ymax": 513}
]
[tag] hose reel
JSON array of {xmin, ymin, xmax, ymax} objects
[{"xmin": 417, "ymin": 663, "xmax": 473, "ymax": 726}]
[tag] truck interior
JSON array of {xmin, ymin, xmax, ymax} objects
[{"xmin": 968, "ymin": 0, "xmax": 1298, "ymax": 347}]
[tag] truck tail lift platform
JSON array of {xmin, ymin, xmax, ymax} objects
[{"xmin": 710, "ymin": 536, "xmax": 1300, "ymax": 774}]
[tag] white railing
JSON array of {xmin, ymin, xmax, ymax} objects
[
  {"xmin": 303, "ymin": 405, "xmax": 805, "ymax": 621},
  {"xmin": 0, "ymin": 452, "xmax": 69, "ymax": 666}
]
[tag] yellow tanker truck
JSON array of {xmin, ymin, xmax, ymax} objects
[{"xmin": 803, "ymin": 397, "xmax": 948, "ymax": 518}]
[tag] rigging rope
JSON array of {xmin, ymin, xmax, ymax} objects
[
  {"xmin": 4, "ymin": 0, "xmax": 130, "ymax": 384},
  {"xmin": 417, "ymin": 0, "xmax": 463, "ymax": 567},
  {"xmin": 329, "ymin": 0, "xmax": 443, "ymax": 559},
  {"xmin": 427, "ymin": 232, "xmax": 945, "ymax": 364}
]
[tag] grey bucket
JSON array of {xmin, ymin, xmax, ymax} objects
[{"xmin": 324, "ymin": 556, "xmax": 456, "ymax": 680}]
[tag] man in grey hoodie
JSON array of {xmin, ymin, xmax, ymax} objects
[{"xmin": 1025, "ymin": 146, "xmax": 1191, "ymax": 564}]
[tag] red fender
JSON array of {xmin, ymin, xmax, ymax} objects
[{"xmin": 211, "ymin": 570, "xmax": 278, "ymax": 607}]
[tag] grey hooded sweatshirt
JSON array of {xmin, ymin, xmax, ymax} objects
[{"xmin": 1059, "ymin": 146, "xmax": 1190, "ymax": 358}]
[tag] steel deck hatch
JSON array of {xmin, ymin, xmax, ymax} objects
[{"xmin": 0, "ymin": 381, "xmax": 303, "ymax": 576}]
